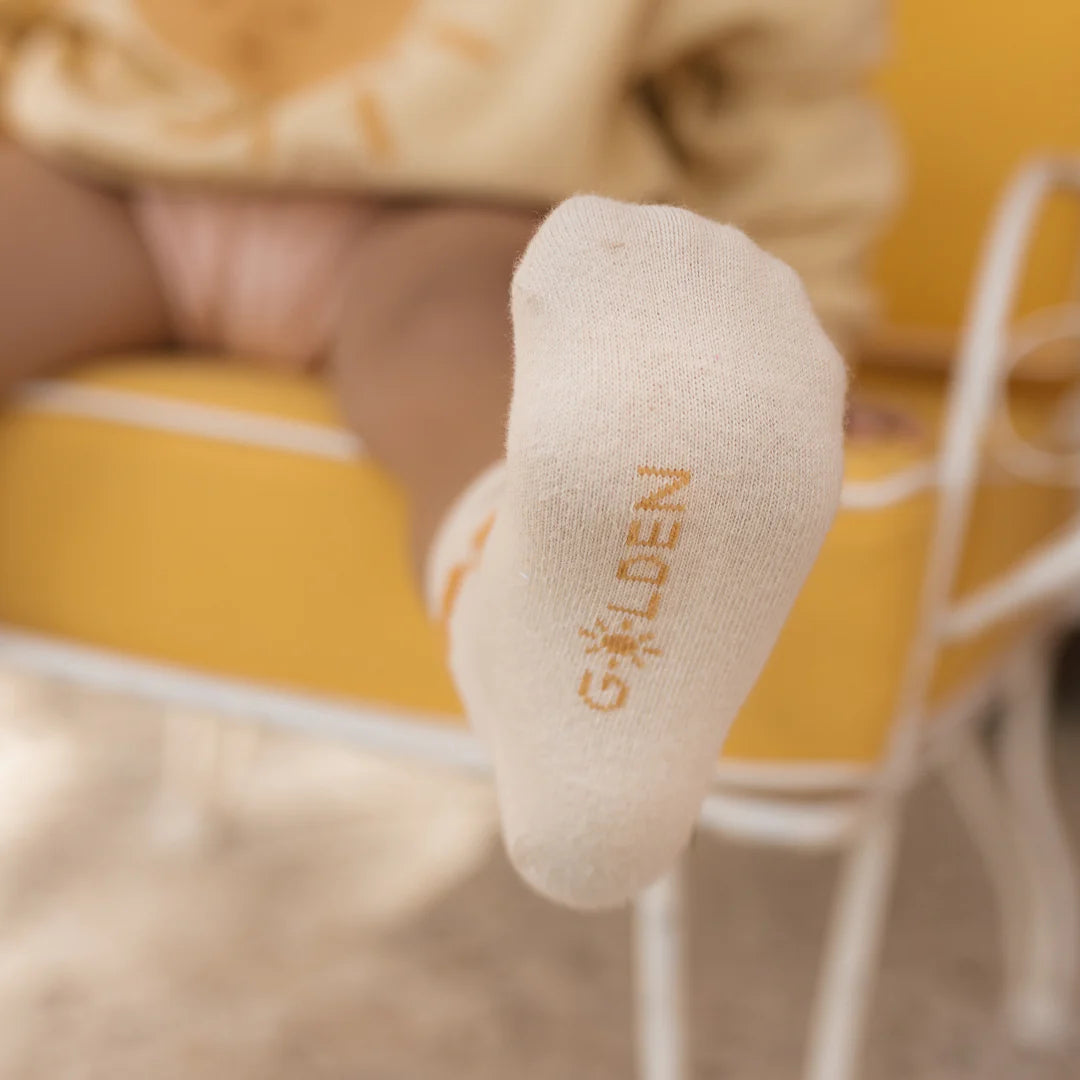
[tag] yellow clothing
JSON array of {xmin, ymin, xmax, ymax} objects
[{"xmin": 0, "ymin": 0, "xmax": 897, "ymax": 337}]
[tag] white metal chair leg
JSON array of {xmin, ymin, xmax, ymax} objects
[
  {"xmin": 938, "ymin": 726, "xmax": 1029, "ymax": 1007},
  {"xmin": 633, "ymin": 860, "xmax": 689, "ymax": 1080},
  {"xmin": 804, "ymin": 799, "xmax": 903, "ymax": 1080},
  {"xmin": 999, "ymin": 641, "xmax": 1079, "ymax": 1049}
]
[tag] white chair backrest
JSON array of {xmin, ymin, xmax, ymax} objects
[{"xmin": 885, "ymin": 157, "xmax": 1080, "ymax": 786}]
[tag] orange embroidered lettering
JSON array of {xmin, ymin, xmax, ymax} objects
[
  {"xmin": 608, "ymin": 592, "xmax": 661, "ymax": 621},
  {"xmin": 617, "ymin": 554, "xmax": 669, "ymax": 587},
  {"xmin": 578, "ymin": 670, "xmax": 629, "ymax": 711},
  {"xmin": 574, "ymin": 465, "xmax": 691, "ymax": 712},
  {"xmin": 634, "ymin": 466, "xmax": 691, "ymax": 512},
  {"xmin": 627, "ymin": 518, "xmax": 682, "ymax": 549}
]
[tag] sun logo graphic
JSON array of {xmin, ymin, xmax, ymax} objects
[
  {"xmin": 132, "ymin": 0, "xmax": 497, "ymax": 160},
  {"xmin": 579, "ymin": 618, "xmax": 662, "ymax": 672}
]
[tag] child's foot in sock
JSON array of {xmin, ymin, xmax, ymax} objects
[{"xmin": 430, "ymin": 196, "xmax": 846, "ymax": 909}]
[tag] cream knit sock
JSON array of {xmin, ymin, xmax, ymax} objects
[{"xmin": 428, "ymin": 196, "xmax": 846, "ymax": 910}]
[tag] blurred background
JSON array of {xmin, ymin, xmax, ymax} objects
[
  {"xmin": 1, "ymin": 1, "xmax": 1079, "ymax": 1078},
  {"xmin": 867, "ymin": 0, "xmax": 1079, "ymax": 368}
]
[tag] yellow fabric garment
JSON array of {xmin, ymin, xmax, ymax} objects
[{"xmin": 0, "ymin": 0, "xmax": 893, "ymax": 338}]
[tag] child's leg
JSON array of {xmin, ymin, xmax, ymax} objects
[
  {"xmin": 0, "ymin": 143, "xmax": 171, "ymax": 390},
  {"xmin": 331, "ymin": 197, "xmax": 846, "ymax": 910},
  {"xmin": 329, "ymin": 201, "xmax": 539, "ymax": 569}
]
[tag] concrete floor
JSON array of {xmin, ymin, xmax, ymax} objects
[{"xmin": 0, "ymin": 672, "xmax": 1076, "ymax": 1079}]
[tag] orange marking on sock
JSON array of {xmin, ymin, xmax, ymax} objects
[
  {"xmin": 617, "ymin": 555, "xmax": 669, "ymax": 587},
  {"xmin": 431, "ymin": 22, "xmax": 497, "ymax": 65},
  {"xmin": 471, "ymin": 514, "xmax": 495, "ymax": 551},
  {"xmin": 439, "ymin": 512, "xmax": 496, "ymax": 625},
  {"xmin": 578, "ymin": 670, "xmax": 629, "ymax": 712},
  {"xmin": 439, "ymin": 565, "xmax": 468, "ymax": 628},
  {"xmin": 627, "ymin": 518, "xmax": 681, "ymax": 549},
  {"xmin": 608, "ymin": 592, "xmax": 661, "ymax": 621},
  {"xmin": 576, "ymin": 465, "xmax": 690, "ymax": 711},
  {"xmin": 580, "ymin": 619, "xmax": 663, "ymax": 672},
  {"xmin": 634, "ymin": 466, "xmax": 691, "ymax": 512}
]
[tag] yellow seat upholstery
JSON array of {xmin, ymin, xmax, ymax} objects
[
  {"xmin": 870, "ymin": 0, "xmax": 1080, "ymax": 356},
  {"xmin": 0, "ymin": 358, "xmax": 1072, "ymax": 769},
  {"xmin": 733, "ymin": 371, "xmax": 1074, "ymax": 765}
]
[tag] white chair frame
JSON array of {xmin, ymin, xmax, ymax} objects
[{"xmin": 2, "ymin": 158, "xmax": 1080, "ymax": 1079}]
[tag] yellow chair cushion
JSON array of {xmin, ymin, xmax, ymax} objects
[{"xmin": 0, "ymin": 358, "xmax": 1073, "ymax": 768}]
